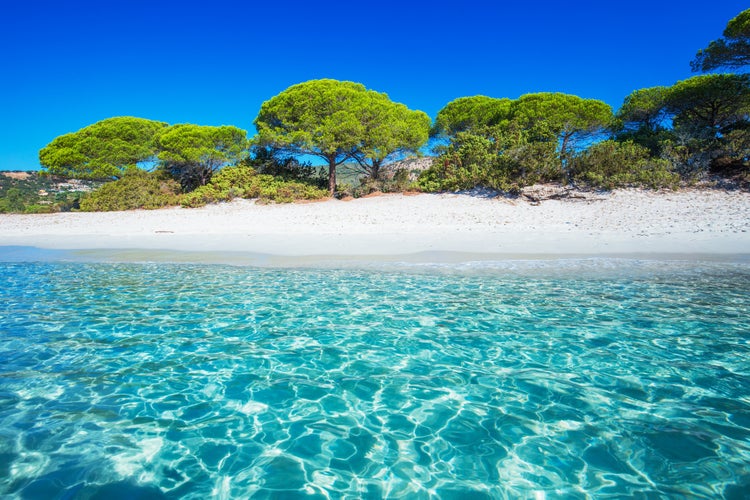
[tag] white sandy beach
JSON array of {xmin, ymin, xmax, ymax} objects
[{"xmin": 0, "ymin": 189, "xmax": 748, "ymax": 261}]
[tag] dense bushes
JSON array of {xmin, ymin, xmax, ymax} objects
[
  {"xmin": 345, "ymin": 168, "xmax": 414, "ymax": 197},
  {"xmin": 80, "ymin": 170, "xmax": 181, "ymax": 211},
  {"xmin": 569, "ymin": 141, "xmax": 679, "ymax": 189},
  {"xmin": 180, "ymin": 165, "xmax": 327, "ymax": 207},
  {"xmin": 417, "ymin": 129, "xmax": 563, "ymax": 193},
  {"xmin": 418, "ymin": 142, "xmax": 680, "ymax": 193},
  {"xmin": 417, "ymin": 136, "xmax": 681, "ymax": 192},
  {"xmin": 417, "ymin": 133, "xmax": 499, "ymax": 192},
  {"xmin": 417, "ymin": 92, "xmax": 619, "ymax": 193},
  {"xmin": 76, "ymin": 166, "xmax": 328, "ymax": 212}
]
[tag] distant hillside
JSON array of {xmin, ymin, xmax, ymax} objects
[
  {"xmin": 0, "ymin": 171, "xmax": 101, "ymax": 213},
  {"xmin": 382, "ymin": 157, "xmax": 434, "ymax": 180}
]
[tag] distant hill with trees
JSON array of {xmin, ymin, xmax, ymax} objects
[{"xmin": 0, "ymin": 171, "xmax": 99, "ymax": 213}]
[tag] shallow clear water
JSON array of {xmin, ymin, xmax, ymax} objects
[{"xmin": 1, "ymin": 260, "xmax": 749, "ymax": 498}]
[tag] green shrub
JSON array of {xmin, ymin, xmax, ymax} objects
[
  {"xmin": 708, "ymin": 129, "xmax": 750, "ymax": 185},
  {"xmin": 417, "ymin": 132, "xmax": 562, "ymax": 193},
  {"xmin": 258, "ymin": 179, "xmax": 328, "ymax": 203},
  {"xmin": 570, "ymin": 140, "xmax": 679, "ymax": 189},
  {"xmin": 24, "ymin": 204, "xmax": 57, "ymax": 214},
  {"xmin": 53, "ymin": 192, "xmax": 82, "ymax": 212},
  {"xmin": 180, "ymin": 165, "xmax": 328, "ymax": 207},
  {"xmin": 80, "ymin": 170, "xmax": 181, "ymax": 211},
  {"xmin": 500, "ymin": 142, "xmax": 562, "ymax": 186},
  {"xmin": 346, "ymin": 169, "xmax": 416, "ymax": 197},
  {"xmin": 2, "ymin": 187, "xmax": 26, "ymax": 212},
  {"xmin": 417, "ymin": 133, "xmax": 496, "ymax": 192}
]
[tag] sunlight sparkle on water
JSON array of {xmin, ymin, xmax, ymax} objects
[{"xmin": 1, "ymin": 260, "xmax": 749, "ymax": 498}]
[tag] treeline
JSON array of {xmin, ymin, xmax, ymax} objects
[
  {"xmin": 38, "ymin": 80, "xmax": 432, "ymax": 210},
  {"xmin": 422, "ymin": 72, "xmax": 749, "ymax": 192},
  {"xmin": 30, "ymin": 9, "xmax": 750, "ymax": 212},
  {"xmin": 423, "ymin": 7, "xmax": 750, "ymax": 192}
]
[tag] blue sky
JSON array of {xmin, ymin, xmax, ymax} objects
[{"xmin": 1, "ymin": 0, "xmax": 747, "ymax": 170}]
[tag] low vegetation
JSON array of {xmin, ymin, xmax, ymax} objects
[
  {"xmin": 180, "ymin": 165, "xmax": 328, "ymax": 207},
  {"xmin": 73, "ymin": 165, "xmax": 328, "ymax": 212},
  {"xmin": 569, "ymin": 141, "xmax": 680, "ymax": 190},
  {"xmin": 79, "ymin": 170, "xmax": 181, "ymax": 211}
]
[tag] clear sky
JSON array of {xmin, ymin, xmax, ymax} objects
[{"xmin": 1, "ymin": 0, "xmax": 747, "ymax": 170}]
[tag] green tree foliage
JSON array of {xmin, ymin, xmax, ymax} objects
[
  {"xmin": 692, "ymin": 9, "xmax": 750, "ymax": 72},
  {"xmin": 247, "ymin": 146, "xmax": 327, "ymax": 185},
  {"xmin": 79, "ymin": 170, "xmax": 181, "ymax": 211},
  {"xmin": 711, "ymin": 126, "xmax": 750, "ymax": 184},
  {"xmin": 511, "ymin": 93, "xmax": 613, "ymax": 162},
  {"xmin": 432, "ymin": 96, "xmax": 513, "ymax": 136},
  {"xmin": 614, "ymin": 74, "xmax": 750, "ymax": 178},
  {"xmin": 351, "ymin": 99, "xmax": 431, "ymax": 180},
  {"xmin": 39, "ymin": 117, "xmax": 167, "ymax": 179},
  {"xmin": 3, "ymin": 188, "xmax": 25, "ymax": 213},
  {"xmin": 665, "ymin": 74, "xmax": 750, "ymax": 175},
  {"xmin": 255, "ymin": 79, "xmax": 370, "ymax": 195},
  {"xmin": 614, "ymin": 86, "xmax": 673, "ymax": 155},
  {"xmin": 616, "ymin": 86, "xmax": 670, "ymax": 133},
  {"xmin": 420, "ymin": 92, "xmax": 612, "ymax": 191},
  {"xmin": 666, "ymin": 73, "xmax": 750, "ymax": 134},
  {"xmin": 157, "ymin": 124, "xmax": 248, "ymax": 191},
  {"xmin": 254, "ymin": 79, "xmax": 430, "ymax": 194}
]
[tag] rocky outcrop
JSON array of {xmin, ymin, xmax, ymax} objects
[{"xmin": 381, "ymin": 157, "xmax": 434, "ymax": 180}]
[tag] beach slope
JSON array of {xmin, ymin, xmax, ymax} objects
[{"xmin": 0, "ymin": 189, "xmax": 748, "ymax": 261}]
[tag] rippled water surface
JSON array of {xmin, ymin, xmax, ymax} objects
[{"xmin": 1, "ymin": 260, "xmax": 749, "ymax": 498}]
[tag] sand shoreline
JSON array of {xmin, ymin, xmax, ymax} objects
[{"xmin": 1, "ymin": 189, "xmax": 748, "ymax": 261}]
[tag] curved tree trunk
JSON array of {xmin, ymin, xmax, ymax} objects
[
  {"xmin": 327, "ymin": 156, "xmax": 337, "ymax": 196},
  {"xmin": 371, "ymin": 160, "xmax": 382, "ymax": 181},
  {"xmin": 560, "ymin": 133, "xmax": 571, "ymax": 182}
]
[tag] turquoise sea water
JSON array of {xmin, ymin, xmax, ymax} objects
[{"xmin": 1, "ymin": 257, "xmax": 749, "ymax": 498}]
